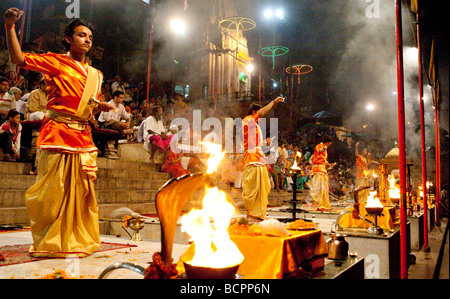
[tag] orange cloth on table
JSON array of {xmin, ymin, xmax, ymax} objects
[
  {"xmin": 338, "ymin": 205, "xmax": 396, "ymax": 230},
  {"xmin": 178, "ymin": 230, "xmax": 327, "ymax": 279},
  {"xmin": 242, "ymin": 114, "xmax": 266, "ymax": 165}
]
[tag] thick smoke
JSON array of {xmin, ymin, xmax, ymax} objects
[{"xmin": 328, "ymin": 0, "xmax": 435, "ymax": 164}]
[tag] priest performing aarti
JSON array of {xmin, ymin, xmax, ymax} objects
[
  {"xmin": 241, "ymin": 97, "xmax": 284, "ymax": 221},
  {"xmin": 4, "ymin": 8, "xmax": 113, "ymax": 257},
  {"xmin": 310, "ymin": 135, "xmax": 335, "ymax": 211},
  {"xmin": 354, "ymin": 142, "xmax": 371, "ymax": 204}
]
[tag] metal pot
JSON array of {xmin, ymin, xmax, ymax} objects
[{"xmin": 327, "ymin": 233, "xmax": 349, "ymax": 260}]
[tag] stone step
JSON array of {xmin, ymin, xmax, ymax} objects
[
  {"xmin": 95, "ymin": 178, "xmax": 168, "ymax": 191},
  {"xmin": 0, "ymin": 189, "xmax": 161, "ymax": 208},
  {"xmin": 0, "ymin": 174, "xmax": 37, "ymax": 190},
  {"xmin": 0, "ymin": 161, "xmax": 34, "ymax": 175},
  {"xmin": 96, "ymin": 168, "xmax": 169, "ymax": 180},
  {"xmin": 0, "ymin": 202, "xmax": 158, "ymax": 226},
  {"xmin": 0, "ymin": 173, "xmax": 170, "ymax": 191},
  {"xmin": 97, "ymin": 157, "xmax": 161, "ymax": 172}
]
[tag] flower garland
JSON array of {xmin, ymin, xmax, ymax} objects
[
  {"xmin": 144, "ymin": 252, "xmax": 179, "ymax": 279},
  {"xmin": 123, "ymin": 215, "xmax": 132, "ymax": 228}
]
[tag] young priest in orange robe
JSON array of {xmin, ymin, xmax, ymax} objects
[
  {"xmin": 241, "ymin": 97, "xmax": 284, "ymax": 220},
  {"xmin": 310, "ymin": 135, "xmax": 335, "ymax": 211},
  {"xmin": 5, "ymin": 8, "xmax": 113, "ymax": 257}
]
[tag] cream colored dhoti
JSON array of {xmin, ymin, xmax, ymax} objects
[
  {"xmin": 241, "ymin": 163, "xmax": 271, "ymax": 220},
  {"xmin": 25, "ymin": 150, "xmax": 101, "ymax": 258},
  {"xmin": 310, "ymin": 165, "xmax": 331, "ymax": 210}
]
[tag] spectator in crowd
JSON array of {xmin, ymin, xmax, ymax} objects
[
  {"xmin": 111, "ymin": 75, "xmax": 125, "ymax": 93},
  {"xmin": 100, "ymin": 82, "xmax": 112, "ymax": 102},
  {"xmin": 98, "ymin": 90, "xmax": 131, "ymax": 133},
  {"xmin": 142, "ymin": 105, "xmax": 174, "ymax": 163},
  {"xmin": 24, "ymin": 79, "xmax": 47, "ymax": 120},
  {"xmin": 0, "ymin": 76, "xmax": 15, "ymax": 122},
  {"xmin": 9, "ymin": 87, "xmax": 23, "ymax": 118},
  {"xmin": 272, "ymin": 156, "xmax": 286, "ymax": 191},
  {"xmin": 161, "ymin": 147, "xmax": 191, "ymax": 179},
  {"xmin": 0, "ymin": 109, "xmax": 22, "ymax": 161},
  {"xmin": 0, "ymin": 36, "xmax": 12, "ymax": 74},
  {"xmin": 172, "ymin": 93, "xmax": 192, "ymax": 119}
]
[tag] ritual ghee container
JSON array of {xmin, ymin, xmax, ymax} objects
[{"xmin": 327, "ymin": 233, "xmax": 349, "ymax": 260}]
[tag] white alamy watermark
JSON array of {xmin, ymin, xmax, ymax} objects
[
  {"xmin": 365, "ymin": 253, "xmax": 381, "ymax": 278},
  {"xmin": 365, "ymin": 0, "xmax": 380, "ymax": 19},
  {"xmin": 168, "ymin": 109, "xmax": 279, "ymax": 161},
  {"xmin": 65, "ymin": 0, "xmax": 80, "ymax": 19},
  {"xmin": 65, "ymin": 255, "xmax": 80, "ymax": 278}
]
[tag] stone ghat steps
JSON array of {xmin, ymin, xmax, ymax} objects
[
  {"xmin": 0, "ymin": 157, "xmax": 299, "ymax": 225},
  {"xmin": 0, "ymin": 158, "xmax": 170, "ymax": 225}
]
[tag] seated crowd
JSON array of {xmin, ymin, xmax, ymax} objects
[{"xmin": 1, "ymin": 60, "xmax": 357, "ymax": 200}]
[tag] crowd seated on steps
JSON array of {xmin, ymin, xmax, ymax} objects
[{"xmin": 1, "ymin": 68, "xmax": 389, "ymax": 198}]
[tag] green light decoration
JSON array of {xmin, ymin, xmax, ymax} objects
[
  {"xmin": 285, "ymin": 64, "xmax": 313, "ymax": 84},
  {"xmin": 258, "ymin": 46, "xmax": 289, "ymax": 70}
]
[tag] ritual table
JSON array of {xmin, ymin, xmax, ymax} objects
[
  {"xmin": 179, "ymin": 229, "xmax": 327, "ymax": 279},
  {"xmin": 338, "ymin": 206, "xmax": 397, "ymax": 230}
]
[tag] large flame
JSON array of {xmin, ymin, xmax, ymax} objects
[
  {"xmin": 181, "ymin": 142, "xmax": 244, "ymax": 268},
  {"xmin": 366, "ymin": 191, "xmax": 384, "ymax": 208},
  {"xmin": 201, "ymin": 142, "xmax": 226, "ymax": 174},
  {"xmin": 388, "ymin": 175, "xmax": 400, "ymax": 199},
  {"xmin": 181, "ymin": 187, "xmax": 244, "ymax": 268}
]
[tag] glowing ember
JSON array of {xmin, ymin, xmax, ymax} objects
[{"xmin": 181, "ymin": 187, "xmax": 244, "ymax": 268}]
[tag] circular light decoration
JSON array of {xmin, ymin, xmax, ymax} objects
[
  {"xmin": 285, "ymin": 64, "xmax": 313, "ymax": 84},
  {"xmin": 258, "ymin": 46, "xmax": 289, "ymax": 70},
  {"xmin": 219, "ymin": 17, "xmax": 256, "ymax": 38}
]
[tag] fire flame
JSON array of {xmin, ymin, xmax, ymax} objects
[
  {"xmin": 366, "ymin": 191, "xmax": 384, "ymax": 208},
  {"xmin": 181, "ymin": 142, "xmax": 244, "ymax": 268},
  {"xmin": 388, "ymin": 175, "xmax": 400, "ymax": 199},
  {"xmin": 290, "ymin": 151, "xmax": 302, "ymax": 171},
  {"xmin": 181, "ymin": 187, "xmax": 244, "ymax": 268},
  {"xmin": 201, "ymin": 142, "xmax": 226, "ymax": 174},
  {"xmin": 291, "ymin": 160, "xmax": 301, "ymax": 171},
  {"xmin": 372, "ymin": 170, "xmax": 378, "ymax": 178}
]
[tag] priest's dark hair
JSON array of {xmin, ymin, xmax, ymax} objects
[
  {"xmin": 62, "ymin": 19, "xmax": 94, "ymax": 51},
  {"xmin": 322, "ymin": 134, "xmax": 333, "ymax": 143},
  {"xmin": 247, "ymin": 103, "xmax": 263, "ymax": 116}
]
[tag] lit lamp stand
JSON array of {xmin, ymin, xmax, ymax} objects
[
  {"xmin": 284, "ymin": 165, "xmax": 304, "ymax": 220},
  {"xmin": 365, "ymin": 205, "xmax": 384, "ymax": 235}
]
